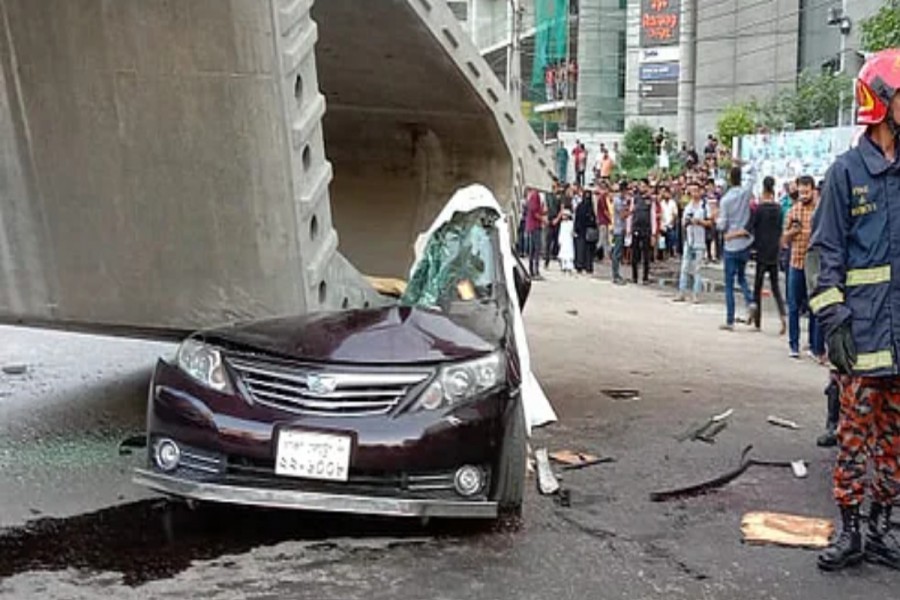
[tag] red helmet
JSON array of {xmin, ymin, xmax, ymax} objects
[{"xmin": 856, "ymin": 48, "xmax": 900, "ymax": 125}]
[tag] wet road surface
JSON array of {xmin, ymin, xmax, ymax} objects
[{"xmin": 2, "ymin": 273, "xmax": 899, "ymax": 598}]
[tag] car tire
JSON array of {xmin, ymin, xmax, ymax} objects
[{"xmin": 493, "ymin": 395, "xmax": 526, "ymax": 516}]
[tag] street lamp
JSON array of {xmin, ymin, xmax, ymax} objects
[{"xmin": 827, "ymin": 3, "xmax": 852, "ymax": 125}]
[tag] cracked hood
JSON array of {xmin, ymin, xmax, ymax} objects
[{"xmin": 198, "ymin": 306, "xmax": 497, "ymax": 365}]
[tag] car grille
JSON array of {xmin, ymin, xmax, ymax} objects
[{"xmin": 226, "ymin": 356, "xmax": 431, "ymax": 417}]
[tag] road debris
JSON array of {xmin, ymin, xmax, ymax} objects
[
  {"xmin": 741, "ymin": 512, "xmax": 834, "ymax": 548},
  {"xmin": 696, "ymin": 421, "xmax": 728, "ymax": 444},
  {"xmin": 677, "ymin": 408, "xmax": 733, "ymax": 442},
  {"xmin": 550, "ymin": 450, "xmax": 616, "ymax": 470},
  {"xmin": 791, "ymin": 460, "xmax": 808, "ymax": 479},
  {"xmin": 535, "ymin": 448, "xmax": 560, "ymax": 495},
  {"xmin": 650, "ymin": 446, "xmax": 811, "ymax": 502},
  {"xmin": 565, "ymin": 309, "xmax": 579, "ymax": 316},
  {"xmin": 601, "ymin": 389, "xmax": 641, "ymax": 402},
  {"xmin": 767, "ymin": 415, "xmax": 800, "ymax": 430},
  {"xmin": 2, "ymin": 363, "xmax": 28, "ymax": 375}
]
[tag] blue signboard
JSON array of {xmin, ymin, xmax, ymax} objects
[{"xmin": 639, "ymin": 62, "xmax": 680, "ymax": 82}]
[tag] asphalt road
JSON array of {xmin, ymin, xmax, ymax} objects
[{"xmin": 1, "ymin": 263, "xmax": 898, "ymax": 599}]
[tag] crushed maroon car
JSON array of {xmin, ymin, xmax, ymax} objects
[{"xmin": 134, "ymin": 207, "xmax": 533, "ymax": 519}]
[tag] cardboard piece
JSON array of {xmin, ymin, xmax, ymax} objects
[{"xmin": 741, "ymin": 512, "xmax": 834, "ymax": 548}]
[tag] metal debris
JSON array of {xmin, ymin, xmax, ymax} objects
[
  {"xmin": 601, "ymin": 389, "xmax": 641, "ymax": 402},
  {"xmin": 695, "ymin": 421, "xmax": 728, "ymax": 444},
  {"xmin": 2, "ymin": 363, "xmax": 27, "ymax": 375},
  {"xmin": 677, "ymin": 408, "xmax": 733, "ymax": 442},
  {"xmin": 650, "ymin": 446, "xmax": 812, "ymax": 502},
  {"xmin": 535, "ymin": 448, "xmax": 560, "ymax": 495},
  {"xmin": 767, "ymin": 415, "xmax": 800, "ymax": 430}
]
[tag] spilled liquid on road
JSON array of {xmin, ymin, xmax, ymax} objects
[{"xmin": 0, "ymin": 500, "xmax": 500, "ymax": 586}]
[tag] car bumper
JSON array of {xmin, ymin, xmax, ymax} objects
[{"xmin": 133, "ymin": 468, "xmax": 498, "ymax": 518}]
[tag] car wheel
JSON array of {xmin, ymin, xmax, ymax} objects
[{"xmin": 493, "ymin": 395, "xmax": 526, "ymax": 516}]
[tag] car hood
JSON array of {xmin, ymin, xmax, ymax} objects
[{"xmin": 198, "ymin": 306, "xmax": 498, "ymax": 365}]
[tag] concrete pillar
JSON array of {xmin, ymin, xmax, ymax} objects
[{"xmin": 676, "ymin": 0, "xmax": 696, "ymax": 146}]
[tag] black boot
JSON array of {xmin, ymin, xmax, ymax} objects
[
  {"xmin": 865, "ymin": 503, "xmax": 900, "ymax": 569},
  {"xmin": 818, "ymin": 506, "xmax": 864, "ymax": 571},
  {"xmin": 816, "ymin": 422, "xmax": 837, "ymax": 447}
]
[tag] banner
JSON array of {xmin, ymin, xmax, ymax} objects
[{"xmin": 640, "ymin": 0, "xmax": 680, "ymax": 48}]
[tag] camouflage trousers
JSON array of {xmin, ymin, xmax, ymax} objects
[{"xmin": 834, "ymin": 376, "xmax": 900, "ymax": 507}]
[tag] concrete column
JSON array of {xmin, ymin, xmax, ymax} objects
[{"xmin": 676, "ymin": 0, "xmax": 696, "ymax": 146}]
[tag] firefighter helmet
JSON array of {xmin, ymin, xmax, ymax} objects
[{"xmin": 856, "ymin": 48, "xmax": 900, "ymax": 125}]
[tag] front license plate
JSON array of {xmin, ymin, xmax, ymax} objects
[{"xmin": 275, "ymin": 430, "xmax": 352, "ymax": 481}]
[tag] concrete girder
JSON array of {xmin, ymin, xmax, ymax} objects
[{"xmin": 0, "ymin": 0, "xmax": 553, "ymax": 330}]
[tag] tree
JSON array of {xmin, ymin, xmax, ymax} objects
[
  {"xmin": 717, "ymin": 103, "xmax": 756, "ymax": 149},
  {"xmin": 768, "ymin": 71, "xmax": 852, "ymax": 130},
  {"xmin": 716, "ymin": 71, "xmax": 852, "ymax": 140},
  {"xmin": 861, "ymin": 4, "xmax": 900, "ymax": 53},
  {"xmin": 619, "ymin": 122, "xmax": 656, "ymax": 176}
]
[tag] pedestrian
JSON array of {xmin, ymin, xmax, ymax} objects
[
  {"xmin": 545, "ymin": 65, "xmax": 555, "ymax": 102},
  {"xmin": 524, "ymin": 186, "xmax": 546, "ymax": 279},
  {"xmin": 574, "ymin": 186, "xmax": 598, "ymax": 274},
  {"xmin": 631, "ymin": 180, "xmax": 655, "ymax": 285},
  {"xmin": 557, "ymin": 203, "xmax": 575, "ymax": 274},
  {"xmin": 810, "ymin": 49, "xmax": 900, "ymax": 572},
  {"xmin": 656, "ymin": 129, "xmax": 670, "ymax": 172},
  {"xmin": 704, "ymin": 179, "xmax": 719, "ymax": 262},
  {"xmin": 747, "ymin": 176, "xmax": 787, "ymax": 334},
  {"xmin": 599, "ymin": 150, "xmax": 615, "ymax": 181},
  {"xmin": 595, "ymin": 183, "xmax": 612, "ymax": 262},
  {"xmin": 556, "ymin": 142, "xmax": 569, "ymax": 182},
  {"xmin": 544, "ymin": 181, "xmax": 563, "ymax": 269},
  {"xmin": 781, "ymin": 175, "xmax": 824, "ymax": 359},
  {"xmin": 573, "ymin": 142, "xmax": 587, "ymax": 187},
  {"xmin": 673, "ymin": 180, "xmax": 709, "ymax": 303},
  {"xmin": 611, "ymin": 181, "xmax": 630, "ymax": 285},
  {"xmin": 717, "ymin": 162, "xmax": 758, "ymax": 330},
  {"xmin": 660, "ymin": 188, "xmax": 679, "ymax": 259}
]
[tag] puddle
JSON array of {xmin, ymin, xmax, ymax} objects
[{"xmin": 0, "ymin": 499, "xmax": 496, "ymax": 586}]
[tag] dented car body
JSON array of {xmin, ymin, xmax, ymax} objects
[{"xmin": 134, "ymin": 205, "xmax": 534, "ymax": 519}]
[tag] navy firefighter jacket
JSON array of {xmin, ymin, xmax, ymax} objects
[{"xmin": 809, "ymin": 134, "xmax": 900, "ymax": 377}]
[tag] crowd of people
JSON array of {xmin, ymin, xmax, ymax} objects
[
  {"xmin": 543, "ymin": 60, "xmax": 578, "ymax": 103},
  {"xmin": 522, "ymin": 139, "xmax": 828, "ymax": 363}
]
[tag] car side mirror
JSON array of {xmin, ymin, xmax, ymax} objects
[{"xmin": 512, "ymin": 252, "xmax": 531, "ymax": 310}]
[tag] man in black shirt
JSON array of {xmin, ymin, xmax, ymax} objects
[
  {"xmin": 746, "ymin": 176, "xmax": 787, "ymax": 333},
  {"xmin": 631, "ymin": 180, "xmax": 654, "ymax": 284},
  {"xmin": 544, "ymin": 180, "xmax": 563, "ymax": 269}
]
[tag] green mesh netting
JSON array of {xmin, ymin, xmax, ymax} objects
[
  {"xmin": 401, "ymin": 211, "xmax": 497, "ymax": 309},
  {"xmin": 531, "ymin": 0, "xmax": 568, "ymax": 91}
]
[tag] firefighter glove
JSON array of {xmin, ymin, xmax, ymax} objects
[{"xmin": 827, "ymin": 322, "xmax": 857, "ymax": 375}]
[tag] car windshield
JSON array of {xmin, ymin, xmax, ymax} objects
[{"xmin": 401, "ymin": 208, "xmax": 499, "ymax": 310}]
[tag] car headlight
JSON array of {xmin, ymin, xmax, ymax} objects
[
  {"xmin": 175, "ymin": 339, "xmax": 232, "ymax": 392},
  {"xmin": 415, "ymin": 352, "xmax": 506, "ymax": 411}
]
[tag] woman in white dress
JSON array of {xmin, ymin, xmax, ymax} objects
[{"xmin": 557, "ymin": 207, "xmax": 575, "ymax": 274}]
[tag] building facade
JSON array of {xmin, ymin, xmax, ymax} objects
[{"xmin": 460, "ymin": 0, "xmax": 881, "ymax": 146}]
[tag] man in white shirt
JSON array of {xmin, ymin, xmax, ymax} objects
[{"xmin": 661, "ymin": 189, "xmax": 679, "ymax": 258}]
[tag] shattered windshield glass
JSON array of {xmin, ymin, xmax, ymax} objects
[{"xmin": 401, "ymin": 209, "xmax": 499, "ymax": 310}]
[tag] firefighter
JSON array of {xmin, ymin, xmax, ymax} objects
[{"xmin": 809, "ymin": 48, "xmax": 900, "ymax": 572}]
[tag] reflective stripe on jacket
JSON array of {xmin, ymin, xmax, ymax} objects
[{"xmin": 809, "ymin": 134, "xmax": 900, "ymax": 377}]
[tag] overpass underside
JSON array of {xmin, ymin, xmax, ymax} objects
[{"xmin": 0, "ymin": 0, "xmax": 552, "ymax": 331}]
